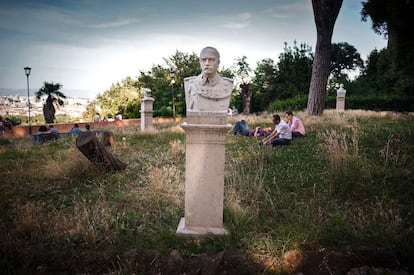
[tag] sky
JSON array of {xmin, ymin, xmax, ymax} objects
[{"xmin": 0, "ymin": 0, "xmax": 387, "ymax": 99}]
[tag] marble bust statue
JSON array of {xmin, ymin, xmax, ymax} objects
[
  {"xmin": 184, "ymin": 47, "xmax": 233, "ymax": 112},
  {"xmin": 142, "ymin": 88, "xmax": 152, "ymax": 98}
]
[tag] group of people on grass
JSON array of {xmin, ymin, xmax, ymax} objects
[
  {"xmin": 70, "ymin": 123, "xmax": 90, "ymax": 133},
  {"xmin": 33, "ymin": 124, "xmax": 61, "ymax": 144},
  {"xmin": 33, "ymin": 123, "xmax": 91, "ymax": 144},
  {"xmin": 232, "ymin": 111, "xmax": 306, "ymax": 146}
]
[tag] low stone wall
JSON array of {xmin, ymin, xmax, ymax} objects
[{"xmin": 3, "ymin": 118, "xmax": 177, "ymax": 138}]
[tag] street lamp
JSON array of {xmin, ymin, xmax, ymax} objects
[
  {"xmin": 24, "ymin": 66, "xmax": 32, "ymax": 135},
  {"xmin": 169, "ymin": 69, "xmax": 176, "ymax": 121}
]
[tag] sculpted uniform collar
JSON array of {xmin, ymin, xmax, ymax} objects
[{"xmin": 201, "ymin": 74, "xmax": 220, "ymax": 86}]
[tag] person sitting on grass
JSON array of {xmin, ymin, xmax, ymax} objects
[
  {"xmin": 46, "ymin": 124, "xmax": 60, "ymax": 140},
  {"xmin": 70, "ymin": 123, "xmax": 83, "ymax": 134},
  {"xmin": 47, "ymin": 124, "xmax": 59, "ymax": 134},
  {"xmin": 285, "ymin": 111, "xmax": 306, "ymax": 138},
  {"xmin": 34, "ymin": 125, "xmax": 49, "ymax": 144},
  {"xmin": 259, "ymin": 114, "xmax": 292, "ymax": 146}
]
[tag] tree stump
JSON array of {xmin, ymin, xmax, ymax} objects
[{"xmin": 76, "ymin": 132, "xmax": 127, "ymax": 170}]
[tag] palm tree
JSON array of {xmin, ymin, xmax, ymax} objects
[{"xmin": 35, "ymin": 82, "xmax": 66, "ymax": 123}]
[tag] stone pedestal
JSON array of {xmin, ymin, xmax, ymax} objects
[
  {"xmin": 140, "ymin": 89, "xmax": 154, "ymax": 131},
  {"xmin": 336, "ymin": 84, "xmax": 347, "ymax": 111},
  {"xmin": 176, "ymin": 111, "xmax": 231, "ymax": 236}
]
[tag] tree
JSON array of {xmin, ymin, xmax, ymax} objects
[
  {"xmin": 141, "ymin": 65, "xmax": 174, "ymax": 117},
  {"xmin": 276, "ymin": 41, "xmax": 313, "ymax": 100},
  {"xmin": 349, "ymin": 48, "xmax": 395, "ymax": 96},
  {"xmin": 96, "ymin": 77, "xmax": 141, "ymax": 119},
  {"xmin": 251, "ymin": 58, "xmax": 278, "ymax": 112},
  {"xmin": 307, "ymin": 0, "xmax": 343, "ymax": 115},
  {"xmin": 327, "ymin": 42, "xmax": 364, "ymax": 96},
  {"xmin": 35, "ymin": 82, "xmax": 66, "ymax": 123},
  {"xmin": 83, "ymin": 99, "xmax": 99, "ymax": 121},
  {"xmin": 361, "ymin": 0, "xmax": 414, "ymax": 96},
  {"xmin": 163, "ymin": 50, "xmax": 201, "ymax": 116},
  {"xmin": 250, "ymin": 42, "xmax": 313, "ymax": 112},
  {"xmin": 137, "ymin": 51, "xmax": 201, "ymax": 117},
  {"xmin": 231, "ymin": 56, "xmax": 252, "ymax": 114},
  {"xmin": 330, "ymin": 42, "xmax": 364, "ymax": 79}
]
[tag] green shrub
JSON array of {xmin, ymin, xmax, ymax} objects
[
  {"xmin": 268, "ymin": 95, "xmax": 308, "ymax": 112},
  {"xmin": 269, "ymin": 94, "xmax": 414, "ymax": 112},
  {"xmin": 343, "ymin": 95, "xmax": 414, "ymax": 111},
  {"xmin": 8, "ymin": 116, "xmax": 22, "ymax": 126}
]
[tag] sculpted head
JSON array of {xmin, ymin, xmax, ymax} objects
[{"xmin": 199, "ymin": 47, "xmax": 220, "ymax": 78}]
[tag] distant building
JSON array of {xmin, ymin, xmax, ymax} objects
[{"xmin": 0, "ymin": 95, "xmax": 92, "ymax": 118}]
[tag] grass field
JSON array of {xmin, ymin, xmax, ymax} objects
[{"xmin": 0, "ymin": 110, "xmax": 413, "ymax": 274}]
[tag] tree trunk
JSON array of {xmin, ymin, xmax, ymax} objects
[
  {"xmin": 43, "ymin": 102, "xmax": 56, "ymax": 123},
  {"xmin": 307, "ymin": 0, "xmax": 343, "ymax": 116},
  {"xmin": 76, "ymin": 132, "xmax": 127, "ymax": 171},
  {"xmin": 241, "ymin": 83, "xmax": 252, "ymax": 114}
]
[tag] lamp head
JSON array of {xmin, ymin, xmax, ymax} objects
[{"xmin": 24, "ymin": 66, "xmax": 31, "ymax": 76}]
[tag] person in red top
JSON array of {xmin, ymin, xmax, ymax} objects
[{"xmin": 285, "ymin": 111, "xmax": 306, "ymax": 137}]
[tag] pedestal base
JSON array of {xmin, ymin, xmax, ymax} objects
[
  {"xmin": 336, "ymin": 97, "xmax": 345, "ymax": 111},
  {"xmin": 176, "ymin": 217, "xmax": 228, "ymax": 236},
  {"xmin": 177, "ymin": 111, "xmax": 231, "ymax": 237}
]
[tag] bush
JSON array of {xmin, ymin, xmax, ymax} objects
[
  {"xmin": 343, "ymin": 95, "xmax": 414, "ymax": 111},
  {"xmin": 7, "ymin": 116, "xmax": 22, "ymax": 126},
  {"xmin": 268, "ymin": 95, "xmax": 308, "ymax": 112},
  {"xmin": 269, "ymin": 94, "xmax": 414, "ymax": 112}
]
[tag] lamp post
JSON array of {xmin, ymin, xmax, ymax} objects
[
  {"xmin": 24, "ymin": 66, "xmax": 32, "ymax": 135},
  {"xmin": 169, "ymin": 69, "xmax": 176, "ymax": 121}
]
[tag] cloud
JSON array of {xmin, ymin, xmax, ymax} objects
[
  {"xmin": 87, "ymin": 18, "xmax": 141, "ymax": 28},
  {"xmin": 222, "ymin": 12, "xmax": 252, "ymax": 29},
  {"xmin": 0, "ymin": 0, "xmax": 388, "ymax": 97},
  {"xmin": 264, "ymin": 0, "xmax": 311, "ymax": 19}
]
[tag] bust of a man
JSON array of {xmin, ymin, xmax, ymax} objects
[
  {"xmin": 184, "ymin": 47, "xmax": 233, "ymax": 112},
  {"xmin": 143, "ymin": 88, "xmax": 152, "ymax": 98}
]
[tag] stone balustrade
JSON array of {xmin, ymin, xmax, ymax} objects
[{"xmin": 1, "ymin": 117, "xmax": 178, "ymax": 138}]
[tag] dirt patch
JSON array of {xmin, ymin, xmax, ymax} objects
[{"xmin": 1, "ymin": 243, "xmax": 412, "ymax": 274}]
